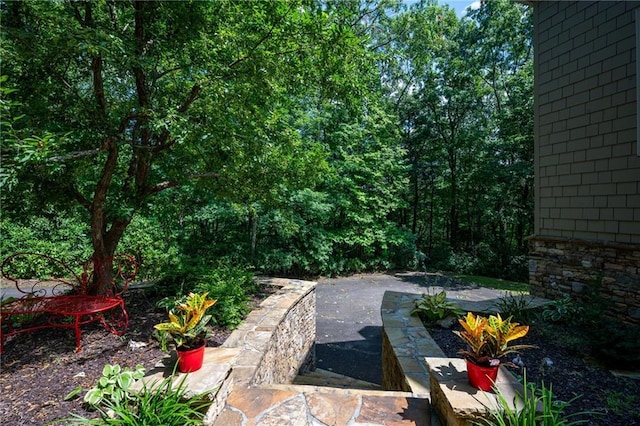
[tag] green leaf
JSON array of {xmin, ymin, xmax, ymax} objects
[
  {"xmin": 83, "ymin": 388, "xmax": 103, "ymax": 406},
  {"xmin": 64, "ymin": 386, "xmax": 83, "ymax": 401}
]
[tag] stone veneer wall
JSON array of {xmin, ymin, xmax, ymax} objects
[
  {"xmin": 529, "ymin": 236, "xmax": 640, "ymax": 324},
  {"xmin": 380, "ymin": 290, "xmax": 444, "ymax": 396},
  {"xmin": 222, "ymin": 277, "xmax": 317, "ymax": 388},
  {"xmin": 251, "ymin": 285, "xmax": 316, "ymax": 385},
  {"xmin": 381, "ymin": 330, "xmax": 412, "ymax": 392}
]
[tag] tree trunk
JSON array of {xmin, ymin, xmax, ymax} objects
[
  {"xmin": 411, "ymin": 170, "xmax": 419, "ymax": 235},
  {"xmin": 249, "ymin": 210, "xmax": 258, "ymax": 259}
]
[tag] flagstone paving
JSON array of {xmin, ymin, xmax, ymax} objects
[{"xmin": 216, "ymin": 386, "xmax": 431, "ymax": 426}]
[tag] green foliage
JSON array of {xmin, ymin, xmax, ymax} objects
[
  {"xmin": 1, "ymin": 0, "xmax": 533, "ymax": 285},
  {"xmin": 534, "ymin": 278, "xmax": 640, "ymax": 369},
  {"xmin": 496, "ymin": 293, "xmax": 537, "ymax": 323},
  {"xmin": 604, "ymin": 390, "xmax": 640, "ymax": 417},
  {"xmin": 154, "ymin": 292, "xmax": 216, "ymax": 350},
  {"xmin": 83, "ymin": 364, "xmax": 146, "ymax": 408},
  {"xmin": 540, "ymin": 298, "xmax": 583, "ymax": 323},
  {"xmin": 587, "ymin": 322, "xmax": 640, "ymax": 370},
  {"xmin": 385, "ymin": 0, "xmax": 534, "ymax": 281},
  {"xmin": 0, "ymin": 216, "xmax": 91, "ymax": 276},
  {"xmin": 193, "ymin": 264, "xmax": 259, "ymax": 329},
  {"xmin": 411, "ymin": 291, "xmax": 464, "ymax": 324},
  {"xmin": 155, "ymin": 260, "xmax": 258, "ymax": 330},
  {"xmin": 473, "ymin": 373, "xmax": 594, "ymax": 426},
  {"xmin": 67, "ymin": 366, "xmax": 211, "ymax": 425},
  {"xmin": 117, "ymin": 214, "xmax": 180, "ymax": 280}
]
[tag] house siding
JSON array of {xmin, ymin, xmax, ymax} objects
[{"xmin": 530, "ymin": 1, "xmax": 640, "ymax": 324}]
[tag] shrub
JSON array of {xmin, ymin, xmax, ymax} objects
[
  {"xmin": 588, "ymin": 322, "xmax": 640, "ymax": 370},
  {"xmin": 154, "ymin": 259, "xmax": 258, "ymax": 329},
  {"xmin": 497, "ymin": 292, "xmax": 537, "ymax": 323},
  {"xmin": 66, "ymin": 364, "xmax": 211, "ymax": 425},
  {"xmin": 118, "ymin": 215, "xmax": 180, "ymax": 280},
  {"xmin": 411, "ymin": 290, "xmax": 463, "ymax": 325},
  {"xmin": 193, "ymin": 262, "xmax": 258, "ymax": 329}
]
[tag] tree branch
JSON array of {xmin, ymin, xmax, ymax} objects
[
  {"xmin": 144, "ymin": 172, "xmax": 220, "ymax": 197},
  {"xmin": 49, "ymin": 148, "xmax": 102, "ymax": 162},
  {"xmin": 227, "ymin": 3, "xmax": 296, "ymax": 69},
  {"xmin": 177, "ymin": 84, "xmax": 201, "ymax": 113},
  {"xmin": 91, "ymin": 56, "xmax": 107, "ymax": 111}
]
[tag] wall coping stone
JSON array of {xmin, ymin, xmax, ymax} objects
[{"xmin": 426, "ymin": 357, "xmax": 525, "ymax": 426}]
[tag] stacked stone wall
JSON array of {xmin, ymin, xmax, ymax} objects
[
  {"xmin": 252, "ymin": 288, "xmax": 316, "ymax": 385},
  {"xmin": 221, "ymin": 278, "xmax": 317, "ymax": 388},
  {"xmin": 529, "ymin": 236, "xmax": 640, "ymax": 324},
  {"xmin": 381, "ymin": 330, "xmax": 411, "ymax": 392}
]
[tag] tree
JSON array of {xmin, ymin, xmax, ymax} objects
[
  {"xmin": 381, "ymin": 0, "xmax": 533, "ymax": 278},
  {"xmin": 0, "ymin": 0, "xmax": 340, "ymax": 292}
]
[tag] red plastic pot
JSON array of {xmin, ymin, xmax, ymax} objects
[
  {"xmin": 177, "ymin": 344, "xmax": 205, "ymax": 373},
  {"xmin": 466, "ymin": 359, "xmax": 499, "ymax": 392}
]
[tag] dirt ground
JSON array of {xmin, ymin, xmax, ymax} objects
[{"xmin": 0, "ymin": 288, "xmax": 232, "ymax": 425}]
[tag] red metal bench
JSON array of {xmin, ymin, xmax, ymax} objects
[{"xmin": 0, "ymin": 252, "xmax": 137, "ymax": 352}]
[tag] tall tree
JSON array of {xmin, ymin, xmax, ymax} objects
[
  {"xmin": 0, "ymin": 0, "xmax": 341, "ymax": 291},
  {"xmin": 382, "ymin": 0, "xmax": 533, "ymax": 278}
]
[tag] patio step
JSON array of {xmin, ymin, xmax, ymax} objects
[
  {"xmin": 214, "ymin": 386, "xmax": 435, "ymax": 425},
  {"xmin": 292, "ymin": 368, "xmax": 383, "ymax": 390}
]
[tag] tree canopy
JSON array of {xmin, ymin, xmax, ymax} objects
[{"xmin": 1, "ymin": 0, "xmax": 533, "ymax": 284}]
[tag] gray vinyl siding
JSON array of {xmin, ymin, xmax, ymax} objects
[{"xmin": 534, "ymin": 0, "xmax": 640, "ymax": 244}]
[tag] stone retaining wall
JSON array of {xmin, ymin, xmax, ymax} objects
[
  {"xmin": 380, "ymin": 290, "xmax": 444, "ymax": 396},
  {"xmin": 528, "ymin": 236, "xmax": 640, "ymax": 324},
  {"xmin": 222, "ymin": 277, "xmax": 317, "ymax": 387},
  {"xmin": 381, "ymin": 290, "xmax": 528, "ymax": 426},
  {"xmin": 251, "ymin": 281, "xmax": 316, "ymax": 385}
]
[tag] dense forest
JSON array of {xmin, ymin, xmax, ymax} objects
[{"xmin": 1, "ymin": 0, "xmax": 533, "ymax": 284}]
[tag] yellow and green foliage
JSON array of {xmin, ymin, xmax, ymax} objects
[
  {"xmin": 154, "ymin": 292, "xmax": 216, "ymax": 350},
  {"xmin": 454, "ymin": 312, "xmax": 534, "ymax": 366}
]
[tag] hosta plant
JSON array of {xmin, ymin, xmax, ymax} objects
[
  {"xmin": 411, "ymin": 290, "xmax": 464, "ymax": 325},
  {"xmin": 154, "ymin": 292, "xmax": 217, "ymax": 350},
  {"xmin": 83, "ymin": 364, "xmax": 146, "ymax": 407},
  {"xmin": 67, "ymin": 368, "xmax": 212, "ymax": 425},
  {"xmin": 454, "ymin": 312, "xmax": 535, "ymax": 367}
]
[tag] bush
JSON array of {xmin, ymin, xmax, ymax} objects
[
  {"xmin": 193, "ymin": 262, "xmax": 258, "ymax": 329},
  {"xmin": 588, "ymin": 322, "xmax": 640, "ymax": 370},
  {"xmin": 118, "ymin": 215, "xmax": 181, "ymax": 280},
  {"xmin": 66, "ymin": 364, "xmax": 211, "ymax": 425},
  {"xmin": 154, "ymin": 259, "xmax": 258, "ymax": 329},
  {"xmin": 497, "ymin": 292, "xmax": 538, "ymax": 323},
  {"xmin": 0, "ymin": 216, "xmax": 91, "ymax": 272}
]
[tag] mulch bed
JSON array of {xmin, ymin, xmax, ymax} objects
[
  {"xmin": 428, "ymin": 323, "xmax": 640, "ymax": 425},
  {"xmin": 0, "ymin": 288, "xmax": 233, "ymax": 426}
]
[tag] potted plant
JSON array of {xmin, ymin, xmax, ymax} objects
[
  {"xmin": 154, "ymin": 292, "xmax": 217, "ymax": 373},
  {"xmin": 453, "ymin": 312, "xmax": 534, "ymax": 391}
]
